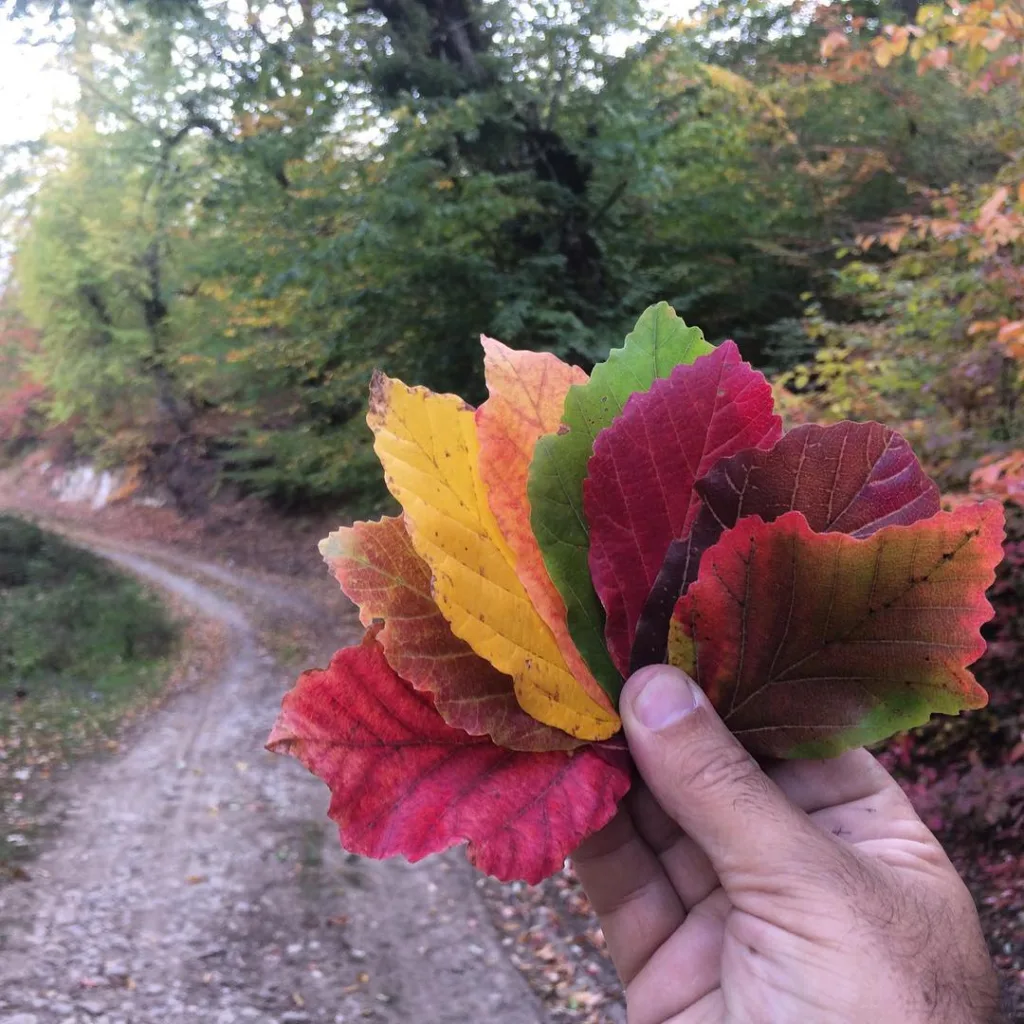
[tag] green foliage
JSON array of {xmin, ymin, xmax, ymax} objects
[
  {"xmin": 778, "ymin": 249, "xmax": 1022, "ymax": 488},
  {"xmin": 0, "ymin": 514, "xmax": 177, "ymax": 873},
  {"xmin": 1, "ymin": 0, "xmax": 1020, "ymax": 507},
  {"xmin": 0, "ymin": 516, "xmax": 176, "ymax": 693},
  {"xmin": 15, "ymin": 125, "xmax": 184, "ymax": 435}
]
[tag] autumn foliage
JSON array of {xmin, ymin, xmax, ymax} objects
[{"xmin": 268, "ymin": 303, "xmax": 1005, "ymax": 881}]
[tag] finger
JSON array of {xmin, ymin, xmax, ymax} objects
[
  {"xmin": 769, "ymin": 751, "xmax": 931, "ymax": 847},
  {"xmin": 627, "ymin": 887, "xmax": 730, "ymax": 1024},
  {"xmin": 621, "ymin": 666, "xmax": 839, "ymax": 890},
  {"xmin": 768, "ymin": 749, "xmax": 898, "ymax": 813},
  {"xmin": 572, "ymin": 807, "xmax": 686, "ymax": 984},
  {"xmin": 809, "ymin": 796, "xmax": 925, "ymax": 846},
  {"xmin": 674, "ymin": 987, "xmax": 725, "ymax": 1024},
  {"xmin": 627, "ymin": 784, "xmax": 718, "ymax": 911}
]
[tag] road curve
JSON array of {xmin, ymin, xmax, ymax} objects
[{"xmin": 0, "ymin": 535, "xmax": 546, "ymax": 1024}]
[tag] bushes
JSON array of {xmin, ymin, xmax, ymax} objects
[
  {"xmin": 0, "ymin": 383, "xmax": 47, "ymax": 464},
  {"xmin": 0, "ymin": 516, "xmax": 175, "ymax": 697}
]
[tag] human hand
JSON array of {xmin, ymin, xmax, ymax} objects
[{"xmin": 574, "ymin": 666, "xmax": 1003, "ymax": 1024}]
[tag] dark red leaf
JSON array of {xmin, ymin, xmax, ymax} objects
[
  {"xmin": 632, "ymin": 421, "xmax": 941, "ymax": 670},
  {"xmin": 267, "ymin": 630, "xmax": 631, "ymax": 883},
  {"xmin": 584, "ymin": 342, "xmax": 781, "ymax": 673}
]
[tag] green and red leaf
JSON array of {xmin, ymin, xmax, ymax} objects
[
  {"xmin": 267, "ymin": 630, "xmax": 631, "ymax": 883},
  {"xmin": 633, "ymin": 422, "xmax": 941, "ymax": 670},
  {"xmin": 584, "ymin": 342, "xmax": 781, "ymax": 673},
  {"xmin": 669, "ymin": 503, "xmax": 1004, "ymax": 759},
  {"xmin": 528, "ymin": 302, "xmax": 712, "ymax": 699}
]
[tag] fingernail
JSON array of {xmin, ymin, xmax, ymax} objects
[{"xmin": 631, "ymin": 667, "xmax": 701, "ymax": 731}]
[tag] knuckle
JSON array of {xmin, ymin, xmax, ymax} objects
[{"xmin": 678, "ymin": 740, "xmax": 768, "ymax": 810}]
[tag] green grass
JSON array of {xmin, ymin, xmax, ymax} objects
[{"xmin": 0, "ymin": 515, "xmax": 177, "ymax": 876}]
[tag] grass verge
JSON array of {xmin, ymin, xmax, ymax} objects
[{"xmin": 0, "ymin": 514, "xmax": 177, "ymax": 879}]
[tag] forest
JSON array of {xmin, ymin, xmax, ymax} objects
[
  {"xmin": 0, "ymin": 0, "xmax": 1021, "ymax": 1012},
  {"xmin": 0, "ymin": 0, "xmax": 1019, "ymax": 512}
]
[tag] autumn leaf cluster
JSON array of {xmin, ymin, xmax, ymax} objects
[{"xmin": 268, "ymin": 303, "xmax": 1005, "ymax": 882}]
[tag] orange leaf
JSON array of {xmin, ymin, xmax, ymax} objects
[
  {"xmin": 475, "ymin": 339, "xmax": 617, "ymax": 718},
  {"xmin": 968, "ymin": 319, "xmax": 1003, "ymax": 336},
  {"xmin": 880, "ymin": 226, "xmax": 908, "ymax": 251},
  {"xmin": 921, "ymin": 46, "xmax": 951, "ymax": 71},
  {"xmin": 970, "ymin": 451, "xmax": 1024, "ymax": 503},
  {"xmin": 978, "ymin": 185, "xmax": 1009, "ymax": 228},
  {"xmin": 981, "ymin": 28, "xmax": 1006, "ymax": 51},
  {"xmin": 928, "ymin": 218, "xmax": 963, "ymax": 239},
  {"xmin": 997, "ymin": 319, "xmax": 1024, "ymax": 347},
  {"xmin": 821, "ymin": 30, "xmax": 849, "ymax": 59}
]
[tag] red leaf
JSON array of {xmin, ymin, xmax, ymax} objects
[
  {"xmin": 320, "ymin": 517, "xmax": 578, "ymax": 751},
  {"xmin": 633, "ymin": 422, "xmax": 941, "ymax": 670},
  {"xmin": 584, "ymin": 342, "xmax": 781, "ymax": 673},
  {"xmin": 671, "ymin": 504, "xmax": 1004, "ymax": 758},
  {"xmin": 267, "ymin": 631, "xmax": 631, "ymax": 883}
]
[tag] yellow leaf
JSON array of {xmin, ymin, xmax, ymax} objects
[
  {"xmin": 888, "ymin": 26, "xmax": 910, "ymax": 56},
  {"xmin": 367, "ymin": 373, "xmax": 619, "ymax": 741},
  {"xmin": 667, "ymin": 614, "xmax": 695, "ymax": 677},
  {"xmin": 702, "ymin": 63, "xmax": 753, "ymax": 95}
]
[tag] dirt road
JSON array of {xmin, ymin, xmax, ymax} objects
[{"xmin": 0, "ymin": 536, "xmax": 547, "ymax": 1024}]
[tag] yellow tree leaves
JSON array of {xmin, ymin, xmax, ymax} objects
[
  {"xmin": 475, "ymin": 339, "xmax": 616, "ymax": 717},
  {"xmin": 871, "ymin": 25, "xmax": 911, "ymax": 68},
  {"xmin": 820, "ymin": 1, "xmax": 1022, "ymax": 86},
  {"xmin": 367, "ymin": 371, "xmax": 620, "ymax": 741}
]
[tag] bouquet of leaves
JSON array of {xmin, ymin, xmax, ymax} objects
[{"xmin": 267, "ymin": 303, "xmax": 1004, "ymax": 883}]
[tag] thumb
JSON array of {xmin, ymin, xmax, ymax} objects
[{"xmin": 621, "ymin": 664, "xmax": 834, "ymax": 887}]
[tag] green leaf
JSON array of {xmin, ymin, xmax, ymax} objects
[{"xmin": 527, "ymin": 302, "xmax": 712, "ymax": 701}]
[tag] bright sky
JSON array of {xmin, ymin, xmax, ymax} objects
[
  {"xmin": 0, "ymin": 2, "xmax": 696, "ymax": 147},
  {"xmin": 0, "ymin": 14, "xmax": 74, "ymax": 147}
]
